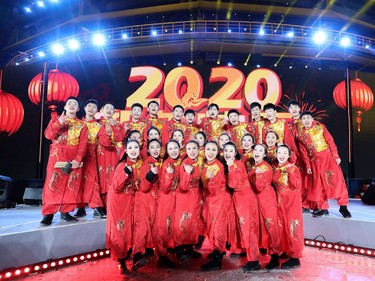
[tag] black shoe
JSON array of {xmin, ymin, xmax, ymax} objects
[
  {"xmin": 339, "ymin": 206, "xmax": 352, "ymax": 218},
  {"xmin": 93, "ymin": 207, "xmax": 107, "ymax": 218},
  {"xmin": 281, "ymin": 258, "xmax": 301, "ymax": 269},
  {"xmin": 186, "ymin": 245, "xmax": 202, "ymax": 259},
  {"xmin": 117, "ymin": 258, "xmax": 129, "ymax": 274},
  {"xmin": 259, "ymin": 248, "xmax": 267, "ymax": 255},
  {"xmin": 195, "ymin": 235, "xmax": 205, "ymax": 250},
  {"xmin": 241, "ymin": 261, "xmax": 261, "ymax": 272},
  {"xmin": 302, "ymin": 207, "xmax": 310, "ymax": 214},
  {"xmin": 132, "ymin": 252, "xmax": 149, "ymax": 271},
  {"xmin": 60, "ymin": 212, "xmax": 78, "ymax": 222},
  {"xmin": 279, "ymin": 252, "xmax": 288, "ymax": 259},
  {"xmin": 201, "ymin": 250, "xmax": 223, "ymax": 271},
  {"xmin": 74, "ymin": 207, "xmax": 86, "ymax": 218},
  {"xmin": 312, "ymin": 209, "xmax": 320, "ymax": 215},
  {"xmin": 40, "ymin": 214, "xmax": 54, "ymax": 226},
  {"xmin": 144, "ymin": 248, "xmax": 154, "ymax": 257},
  {"xmin": 313, "ymin": 209, "xmax": 329, "ymax": 217},
  {"xmin": 157, "ymin": 256, "xmax": 175, "ymax": 268},
  {"xmin": 265, "ymin": 254, "xmax": 279, "ymax": 270}
]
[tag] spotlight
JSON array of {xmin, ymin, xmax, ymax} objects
[
  {"xmin": 313, "ymin": 31, "xmax": 327, "ymax": 45},
  {"xmin": 50, "ymin": 0, "xmax": 59, "ymax": 3},
  {"xmin": 257, "ymin": 64, "xmax": 260, "ymax": 68},
  {"xmin": 365, "ymin": 44, "xmax": 370, "ymax": 49},
  {"xmin": 228, "ymin": 29, "xmax": 231, "ymax": 33},
  {"xmin": 37, "ymin": 1, "xmax": 45, "ymax": 8},
  {"xmin": 151, "ymin": 30, "xmax": 157, "ymax": 36},
  {"xmin": 217, "ymin": 61, "xmax": 220, "ymax": 65},
  {"xmin": 274, "ymin": 64, "xmax": 277, "ymax": 67},
  {"xmin": 340, "ymin": 37, "xmax": 350, "ymax": 47},
  {"xmin": 244, "ymin": 63, "xmax": 247, "ymax": 66},
  {"xmin": 16, "ymin": 62, "xmax": 20, "ymax": 66},
  {"xmin": 178, "ymin": 62, "xmax": 182, "ymax": 66},
  {"xmin": 163, "ymin": 62, "xmax": 166, "ymax": 65},
  {"xmin": 122, "ymin": 33, "xmax": 128, "ymax": 39},
  {"xmin": 289, "ymin": 66, "xmax": 293, "ymax": 69},
  {"xmin": 259, "ymin": 29, "xmax": 265, "ymax": 35},
  {"xmin": 93, "ymin": 33, "xmax": 105, "ymax": 46},
  {"xmin": 38, "ymin": 51, "xmax": 45, "ymax": 57},
  {"xmin": 178, "ymin": 30, "xmax": 183, "ymax": 34},
  {"xmin": 227, "ymin": 62, "xmax": 232, "ymax": 66},
  {"xmin": 52, "ymin": 43, "xmax": 64, "ymax": 55},
  {"xmin": 68, "ymin": 39, "xmax": 79, "ymax": 50},
  {"xmin": 286, "ymin": 31, "xmax": 294, "ymax": 37},
  {"xmin": 25, "ymin": 7, "xmax": 32, "ymax": 13},
  {"xmin": 25, "ymin": 58, "xmax": 29, "ymax": 62},
  {"xmin": 190, "ymin": 60, "xmax": 193, "ymax": 64}
]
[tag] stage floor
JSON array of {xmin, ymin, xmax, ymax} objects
[{"xmin": 0, "ymin": 199, "xmax": 374, "ymax": 273}]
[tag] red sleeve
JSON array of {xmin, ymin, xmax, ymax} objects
[
  {"xmin": 111, "ymin": 162, "xmax": 130, "ymax": 193},
  {"xmin": 288, "ymin": 165, "xmax": 302, "ymax": 190},
  {"xmin": 323, "ymin": 125, "xmax": 340, "ymax": 160},
  {"xmin": 160, "ymin": 161, "xmax": 174, "ymax": 193},
  {"xmin": 179, "ymin": 163, "xmax": 190, "ymax": 192},
  {"xmin": 98, "ymin": 125, "xmax": 113, "ymax": 148},
  {"xmin": 297, "ymin": 134, "xmax": 311, "ymax": 170},
  {"xmin": 252, "ymin": 166, "xmax": 273, "ymax": 193},
  {"xmin": 207, "ymin": 166, "xmax": 225, "ymax": 194},
  {"xmin": 140, "ymin": 161, "xmax": 153, "ymax": 192},
  {"xmin": 161, "ymin": 121, "xmax": 170, "ymax": 147},
  {"xmin": 112, "ymin": 123, "xmax": 125, "ymax": 142},
  {"xmin": 44, "ymin": 117, "xmax": 61, "ymax": 140},
  {"xmin": 227, "ymin": 161, "xmax": 245, "ymax": 189},
  {"xmin": 74, "ymin": 124, "xmax": 88, "ymax": 163}
]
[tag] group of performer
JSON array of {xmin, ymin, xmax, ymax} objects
[{"xmin": 39, "ymin": 95, "xmax": 352, "ymax": 273}]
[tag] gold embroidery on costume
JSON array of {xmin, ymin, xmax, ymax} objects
[
  {"xmin": 67, "ymin": 172, "xmax": 79, "ymax": 191},
  {"xmin": 325, "ymin": 170, "xmax": 335, "ymax": 186},
  {"xmin": 117, "ymin": 220, "xmax": 125, "ymax": 231},
  {"xmin": 239, "ymin": 216, "xmax": 245, "ymax": 225},
  {"xmin": 49, "ymin": 171, "xmax": 61, "ymax": 191},
  {"xmin": 290, "ymin": 219, "xmax": 301, "ymax": 242},
  {"xmin": 265, "ymin": 217, "xmax": 273, "ymax": 230},
  {"xmin": 166, "ymin": 216, "xmax": 171, "ymax": 234},
  {"xmin": 179, "ymin": 212, "xmax": 192, "ymax": 231}
]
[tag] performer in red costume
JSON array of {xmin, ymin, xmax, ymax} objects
[
  {"xmin": 144, "ymin": 100, "xmax": 164, "ymax": 143},
  {"xmin": 200, "ymin": 141, "xmax": 229, "ymax": 271},
  {"xmin": 171, "ymin": 129, "xmax": 186, "ymax": 159},
  {"xmin": 183, "ymin": 109, "xmax": 200, "ymax": 142},
  {"xmin": 74, "ymin": 99, "xmax": 106, "ymax": 219},
  {"xmin": 132, "ymin": 138, "xmax": 162, "ymax": 270},
  {"xmin": 122, "ymin": 103, "xmax": 148, "ymax": 145},
  {"xmin": 249, "ymin": 144, "xmax": 281, "ymax": 270},
  {"xmin": 141, "ymin": 126, "xmax": 164, "ymax": 159},
  {"xmin": 97, "ymin": 102, "xmax": 124, "ymax": 208},
  {"xmin": 226, "ymin": 109, "xmax": 250, "ymax": 148},
  {"xmin": 272, "ymin": 145, "xmax": 304, "ymax": 269},
  {"xmin": 153, "ymin": 140, "xmax": 182, "ymax": 268},
  {"xmin": 197, "ymin": 103, "xmax": 227, "ymax": 141},
  {"xmin": 286, "ymin": 100, "xmax": 312, "ymax": 213},
  {"xmin": 298, "ymin": 111, "xmax": 352, "ymax": 218},
  {"xmin": 175, "ymin": 140, "xmax": 203, "ymax": 259},
  {"xmin": 40, "ymin": 97, "xmax": 88, "ymax": 226},
  {"xmin": 106, "ymin": 140, "xmax": 142, "ymax": 275},
  {"xmin": 223, "ymin": 142, "xmax": 261, "ymax": 271},
  {"xmin": 265, "ymin": 130, "xmax": 279, "ymax": 166},
  {"xmin": 240, "ymin": 133, "xmax": 255, "ymax": 172},
  {"xmin": 161, "ymin": 105, "xmax": 186, "ymax": 146},
  {"xmin": 248, "ymin": 102, "xmax": 267, "ymax": 144}
]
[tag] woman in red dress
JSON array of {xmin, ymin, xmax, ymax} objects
[
  {"xmin": 200, "ymin": 141, "xmax": 230, "ymax": 271},
  {"xmin": 223, "ymin": 142, "xmax": 261, "ymax": 271},
  {"xmin": 272, "ymin": 145, "xmax": 303, "ymax": 269},
  {"xmin": 249, "ymin": 144, "xmax": 281, "ymax": 270},
  {"xmin": 265, "ymin": 130, "xmax": 278, "ymax": 166},
  {"xmin": 171, "ymin": 129, "xmax": 186, "ymax": 159},
  {"xmin": 132, "ymin": 138, "xmax": 162, "ymax": 270},
  {"xmin": 153, "ymin": 139, "xmax": 182, "ymax": 268},
  {"xmin": 106, "ymin": 140, "xmax": 142, "ymax": 274},
  {"xmin": 240, "ymin": 133, "xmax": 255, "ymax": 174},
  {"xmin": 174, "ymin": 140, "xmax": 203, "ymax": 260}
]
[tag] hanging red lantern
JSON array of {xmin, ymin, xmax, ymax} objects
[
  {"xmin": 333, "ymin": 73, "xmax": 374, "ymax": 132},
  {"xmin": 0, "ymin": 90, "xmax": 25, "ymax": 136},
  {"xmin": 28, "ymin": 68, "xmax": 79, "ymax": 115}
]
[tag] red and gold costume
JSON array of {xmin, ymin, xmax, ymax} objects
[
  {"xmin": 248, "ymin": 160, "xmax": 281, "ymax": 254},
  {"xmin": 144, "ymin": 115, "xmax": 164, "ymax": 142},
  {"xmin": 240, "ymin": 150, "xmax": 254, "ymax": 173},
  {"xmin": 198, "ymin": 117, "xmax": 225, "ymax": 141},
  {"xmin": 161, "ymin": 119, "xmax": 187, "ymax": 146},
  {"xmin": 267, "ymin": 146, "xmax": 278, "ymax": 167},
  {"xmin": 153, "ymin": 157, "xmax": 182, "ymax": 256},
  {"xmin": 248, "ymin": 118, "xmax": 266, "ymax": 144},
  {"xmin": 133, "ymin": 155, "xmax": 161, "ymax": 254},
  {"xmin": 298, "ymin": 121, "xmax": 349, "ymax": 209},
  {"xmin": 97, "ymin": 119, "xmax": 124, "ymax": 205},
  {"xmin": 78, "ymin": 118, "xmax": 103, "ymax": 209},
  {"xmin": 262, "ymin": 118, "xmax": 288, "ymax": 145},
  {"xmin": 174, "ymin": 157, "xmax": 203, "ymax": 246},
  {"xmin": 184, "ymin": 122, "xmax": 200, "ymax": 142},
  {"xmin": 225, "ymin": 122, "xmax": 249, "ymax": 148},
  {"xmin": 42, "ymin": 116, "xmax": 88, "ymax": 215},
  {"xmin": 201, "ymin": 158, "xmax": 229, "ymax": 252},
  {"xmin": 227, "ymin": 160, "xmax": 261, "ymax": 262},
  {"xmin": 106, "ymin": 158, "xmax": 142, "ymax": 261},
  {"xmin": 273, "ymin": 163, "xmax": 304, "ymax": 259},
  {"xmin": 123, "ymin": 117, "xmax": 148, "ymax": 141}
]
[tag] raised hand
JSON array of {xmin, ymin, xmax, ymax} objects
[
  {"xmin": 58, "ymin": 111, "xmax": 67, "ymax": 125},
  {"xmin": 226, "ymin": 157, "xmax": 234, "ymax": 167},
  {"xmin": 71, "ymin": 159, "xmax": 80, "ymax": 169},
  {"xmin": 150, "ymin": 164, "xmax": 158, "ymax": 174},
  {"xmin": 206, "ymin": 167, "xmax": 215, "ymax": 179},
  {"xmin": 184, "ymin": 164, "xmax": 194, "ymax": 175},
  {"xmin": 166, "ymin": 164, "xmax": 174, "ymax": 174},
  {"xmin": 108, "ymin": 118, "xmax": 116, "ymax": 126}
]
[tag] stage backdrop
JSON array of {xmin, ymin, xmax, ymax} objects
[{"xmin": 1, "ymin": 63, "xmax": 374, "ymax": 179}]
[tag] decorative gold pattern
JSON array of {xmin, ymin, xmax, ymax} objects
[
  {"xmin": 179, "ymin": 212, "xmax": 192, "ymax": 231},
  {"xmin": 290, "ymin": 219, "xmax": 301, "ymax": 243}
]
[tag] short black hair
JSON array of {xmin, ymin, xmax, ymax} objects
[
  {"xmin": 102, "ymin": 101, "xmax": 115, "ymax": 108},
  {"xmin": 287, "ymin": 100, "xmax": 300, "ymax": 108},
  {"xmin": 250, "ymin": 102, "xmax": 261, "ymax": 110},
  {"xmin": 147, "ymin": 100, "xmax": 159, "ymax": 107},
  {"xmin": 227, "ymin": 109, "xmax": 240, "ymax": 116},
  {"xmin": 173, "ymin": 105, "xmax": 184, "ymax": 112},
  {"xmin": 84, "ymin": 98, "xmax": 98, "ymax": 107},
  {"xmin": 208, "ymin": 103, "xmax": 219, "ymax": 111},
  {"xmin": 131, "ymin": 103, "xmax": 144, "ymax": 111},
  {"xmin": 300, "ymin": 111, "xmax": 313, "ymax": 119},
  {"xmin": 127, "ymin": 130, "xmax": 142, "ymax": 140},
  {"xmin": 147, "ymin": 126, "xmax": 160, "ymax": 136},
  {"xmin": 266, "ymin": 130, "xmax": 279, "ymax": 140},
  {"xmin": 263, "ymin": 103, "xmax": 276, "ymax": 111},
  {"xmin": 65, "ymin": 96, "xmax": 79, "ymax": 104},
  {"xmin": 184, "ymin": 109, "xmax": 195, "ymax": 116}
]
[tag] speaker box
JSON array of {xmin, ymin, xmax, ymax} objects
[{"xmin": 23, "ymin": 187, "xmax": 43, "ymax": 206}]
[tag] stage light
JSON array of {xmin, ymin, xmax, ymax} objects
[
  {"xmin": 52, "ymin": 44, "xmax": 64, "ymax": 55},
  {"xmin": 106, "ymin": 250, "xmax": 110, "ymax": 255},
  {"xmin": 340, "ymin": 37, "xmax": 350, "ymax": 47},
  {"xmin": 151, "ymin": 30, "xmax": 157, "ymax": 36},
  {"xmin": 42, "ymin": 264, "xmax": 48, "ymax": 269},
  {"xmin": 313, "ymin": 31, "xmax": 327, "ymax": 45},
  {"xmin": 286, "ymin": 31, "xmax": 294, "ymax": 37},
  {"xmin": 80, "ymin": 255, "xmax": 85, "ymax": 260},
  {"xmin": 122, "ymin": 33, "xmax": 128, "ymax": 39},
  {"xmin": 178, "ymin": 30, "xmax": 182, "ymax": 34},
  {"xmin": 37, "ymin": 1, "xmax": 45, "ymax": 8},
  {"xmin": 66, "ymin": 259, "xmax": 71, "ymax": 263},
  {"xmin": 73, "ymin": 257, "xmax": 78, "ymax": 262},
  {"xmin": 274, "ymin": 64, "xmax": 277, "ymax": 67},
  {"xmin": 15, "ymin": 270, "xmax": 21, "ymax": 275},
  {"xmin": 257, "ymin": 64, "xmax": 261, "ymax": 68},
  {"xmin": 190, "ymin": 60, "xmax": 193, "ymax": 64},
  {"xmin": 5, "ymin": 272, "xmax": 11, "ymax": 278},
  {"xmin": 163, "ymin": 62, "xmax": 166, "ymax": 66},
  {"xmin": 15, "ymin": 62, "xmax": 19, "ymax": 66},
  {"xmin": 305, "ymin": 65, "xmax": 308, "ymax": 68},
  {"xmin": 93, "ymin": 33, "xmax": 105, "ymax": 46},
  {"xmin": 365, "ymin": 44, "xmax": 370, "ymax": 49},
  {"xmin": 58, "ymin": 260, "xmax": 63, "ymax": 265},
  {"xmin": 178, "ymin": 62, "xmax": 182, "ymax": 66},
  {"xmin": 87, "ymin": 254, "xmax": 92, "ymax": 259},
  {"xmin": 228, "ymin": 29, "xmax": 231, "ymax": 33},
  {"xmin": 38, "ymin": 52, "xmax": 45, "ymax": 57},
  {"xmin": 289, "ymin": 66, "xmax": 293, "ymax": 69},
  {"xmin": 51, "ymin": 262, "xmax": 56, "ymax": 267},
  {"xmin": 99, "ymin": 252, "xmax": 104, "ymax": 256},
  {"xmin": 68, "ymin": 39, "xmax": 79, "ymax": 50},
  {"xmin": 25, "ymin": 7, "xmax": 32, "ymax": 13},
  {"xmin": 34, "ymin": 266, "xmax": 40, "ymax": 271},
  {"xmin": 24, "ymin": 267, "xmax": 30, "ymax": 273},
  {"xmin": 228, "ymin": 63, "xmax": 232, "ymax": 66},
  {"xmin": 244, "ymin": 63, "xmax": 247, "ymax": 66},
  {"xmin": 25, "ymin": 58, "xmax": 29, "ymax": 62},
  {"xmin": 259, "ymin": 29, "xmax": 265, "ymax": 35}
]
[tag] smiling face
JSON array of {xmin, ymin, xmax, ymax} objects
[
  {"xmin": 148, "ymin": 102, "xmax": 159, "ymax": 117},
  {"xmin": 185, "ymin": 113, "xmax": 195, "ymax": 124},
  {"xmin": 266, "ymin": 131, "xmax": 278, "ymax": 147},
  {"xmin": 301, "ymin": 114, "xmax": 313, "ymax": 129},
  {"xmin": 148, "ymin": 140, "xmax": 161, "ymax": 159},
  {"xmin": 251, "ymin": 106, "xmax": 261, "ymax": 121},
  {"xmin": 224, "ymin": 143, "xmax": 236, "ymax": 162},
  {"xmin": 228, "ymin": 112, "xmax": 239, "ymax": 126},
  {"xmin": 208, "ymin": 106, "xmax": 219, "ymax": 119},
  {"xmin": 265, "ymin": 108, "xmax": 277, "ymax": 122},
  {"xmin": 288, "ymin": 104, "xmax": 300, "ymax": 119},
  {"xmin": 148, "ymin": 128, "xmax": 160, "ymax": 140},
  {"xmin": 126, "ymin": 141, "xmax": 140, "ymax": 160},
  {"xmin": 205, "ymin": 142, "xmax": 218, "ymax": 163},
  {"xmin": 186, "ymin": 142, "xmax": 199, "ymax": 160},
  {"xmin": 172, "ymin": 130, "xmax": 184, "ymax": 146},
  {"xmin": 64, "ymin": 99, "xmax": 79, "ymax": 117},
  {"xmin": 276, "ymin": 146, "xmax": 290, "ymax": 165},
  {"xmin": 242, "ymin": 135, "xmax": 254, "ymax": 151},
  {"xmin": 173, "ymin": 107, "xmax": 184, "ymax": 122},
  {"xmin": 101, "ymin": 104, "xmax": 115, "ymax": 119},
  {"xmin": 195, "ymin": 133, "xmax": 205, "ymax": 147},
  {"xmin": 129, "ymin": 132, "xmax": 142, "ymax": 143},
  {"xmin": 84, "ymin": 102, "xmax": 98, "ymax": 118},
  {"xmin": 218, "ymin": 134, "xmax": 230, "ymax": 149},
  {"xmin": 131, "ymin": 106, "xmax": 142, "ymax": 120},
  {"xmin": 167, "ymin": 141, "xmax": 180, "ymax": 160},
  {"xmin": 253, "ymin": 144, "xmax": 266, "ymax": 164}
]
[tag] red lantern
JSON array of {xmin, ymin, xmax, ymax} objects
[
  {"xmin": 28, "ymin": 68, "xmax": 79, "ymax": 115},
  {"xmin": 333, "ymin": 74, "xmax": 374, "ymax": 132},
  {"xmin": 0, "ymin": 90, "xmax": 24, "ymax": 135}
]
